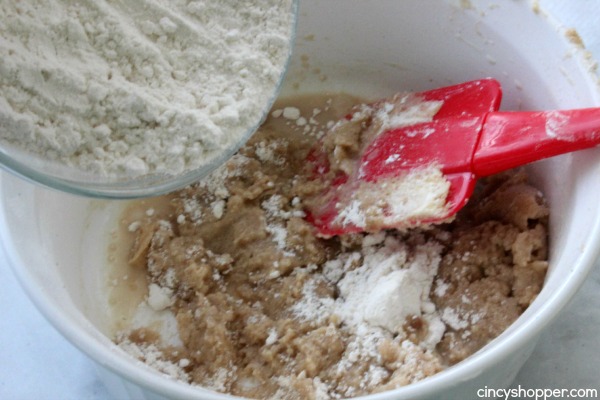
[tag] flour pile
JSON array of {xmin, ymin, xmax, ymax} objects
[{"xmin": 0, "ymin": 0, "xmax": 295, "ymax": 177}]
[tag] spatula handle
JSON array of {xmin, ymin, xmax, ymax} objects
[{"xmin": 473, "ymin": 108, "xmax": 600, "ymax": 177}]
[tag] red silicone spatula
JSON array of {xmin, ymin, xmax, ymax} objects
[{"xmin": 307, "ymin": 78, "xmax": 600, "ymax": 237}]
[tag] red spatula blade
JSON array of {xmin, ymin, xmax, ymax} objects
[
  {"xmin": 421, "ymin": 78, "xmax": 502, "ymax": 119},
  {"xmin": 359, "ymin": 116, "xmax": 485, "ymax": 179},
  {"xmin": 307, "ymin": 79, "xmax": 503, "ymax": 236},
  {"xmin": 305, "ymin": 171, "xmax": 477, "ymax": 236}
]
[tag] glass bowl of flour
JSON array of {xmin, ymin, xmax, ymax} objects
[{"xmin": 0, "ymin": 0, "xmax": 297, "ymax": 198}]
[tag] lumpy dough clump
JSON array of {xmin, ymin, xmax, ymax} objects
[{"xmin": 113, "ymin": 94, "xmax": 549, "ymax": 399}]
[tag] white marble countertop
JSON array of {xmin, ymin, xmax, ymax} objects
[{"xmin": 1, "ymin": 1, "xmax": 600, "ymax": 399}]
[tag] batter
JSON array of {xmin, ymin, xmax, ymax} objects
[{"xmin": 112, "ymin": 93, "xmax": 549, "ymax": 399}]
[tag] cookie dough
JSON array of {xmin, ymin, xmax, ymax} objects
[{"xmin": 112, "ymin": 93, "xmax": 549, "ymax": 399}]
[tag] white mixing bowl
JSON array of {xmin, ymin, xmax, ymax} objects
[{"xmin": 2, "ymin": 1, "xmax": 600, "ymax": 399}]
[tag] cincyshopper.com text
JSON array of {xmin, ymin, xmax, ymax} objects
[{"xmin": 478, "ymin": 385, "xmax": 598, "ymax": 400}]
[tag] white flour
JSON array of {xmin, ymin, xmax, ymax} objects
[
  {"xmin": 290, "ymin": 231, "xmax": 447, "ymax": 393},
  {"xmin": 0, "ymin": 0, "xmax": 294, "ymax": 177},
  {"xmin": 335, "ymin": 165, "xmax": 452, "ymax": 230},
  {"xmin": 293, "ymin": 232, "xmax": 446, "ymax": 342}
]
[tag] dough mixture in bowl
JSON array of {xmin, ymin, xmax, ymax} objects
[{"xmin": 111, "ymin": 93, "xmax": 549, "ymax": 399}]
